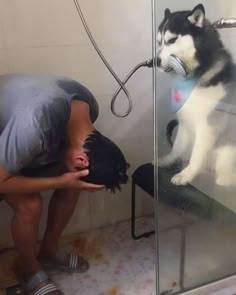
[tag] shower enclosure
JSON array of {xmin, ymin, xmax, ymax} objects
[{"xmin": 153, "ymin": 0, "xmax": 236, "ymax": 294}]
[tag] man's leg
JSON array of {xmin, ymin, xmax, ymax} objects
[
  {"xmin": 5, "ymin": 194, "xmax": 42, "ymax": 277},
  {"xmin": 39, "ymin": 189, "xmax": 80, "ymax": 259},
  {"xmin": 6, "ymin": 193, "xmax": 65, "ymax": 294}
]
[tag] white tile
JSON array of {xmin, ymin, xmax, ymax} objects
[
  {"xmin": 0, "ymin": 49, "xmax": 9, "ymax": 74},
  {"xmin": 119, "ymin": 137, "xmax": 153, "ymax": 172},
  {"xmin": 0, "ymin": 0, "xmax": 89, "ymax": 48},
  {"xmin": 89, "ymin": 185, "xmax": 132, "ymax": 228},
  {"xmin": 0, "ymin": 0, "xmax": 151, "ymax": 48},
  {"xmin": 39, "ymin": 191, "xmax": 91, "ymax": 237},
  {"xmin": 6, "ymin": 45, "xmax": 112, "ymax": 95},
  {"xmin": 0, "ymin": 1, "xmax": 6, "ymax": 49},
  {"xmin": 89, "ymin": 176, "xmax": 154, "ymax": 230},
  {"xmin": 64, "ymin": 192, "xmax": 91, "ymax": 234},
  {"xmin": 89, "ymin": 0, "xmax": 152, "ymax": 45},
  {"xmin": 6, "ymin": 41, "xmax": 152, "ymax": 95},
  {"xmin": 96, "ymin": 106, "xmax": 153, "ymax": 143},
  {"xmin": 89, "ymin": 190, "xmax": 111, "ymax": 229},
  {"xmin": 95, "ymin": 41, "xmax": 152, "ymax": 84}
]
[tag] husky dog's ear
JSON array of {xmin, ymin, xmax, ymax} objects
[
  {"xmin": 187, "ymin": 4, "xmax": 205, "ymax": 28},
  {"xmin": 165, "ymin": 8, "xmax": 171, "ymax": 19}
]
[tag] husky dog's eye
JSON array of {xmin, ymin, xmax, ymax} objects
[
  {"xmin": 168, "ymin": 37, "xmax": 177, "ymax": 44},
  {"xmin": 157, "ymin": 40, "xmax": 161, "ymax": 46}
]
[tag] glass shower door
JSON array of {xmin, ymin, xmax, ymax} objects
[{"xmin": 153, "ymin": 0, "xmax": 236, "ymax": 294}]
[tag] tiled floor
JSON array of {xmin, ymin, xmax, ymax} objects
[
  {"xmin": 211, "ymin": 286, "xmax": 236, "ymax": 295},
  {"xmin": 57, "ymin": 218, "xmax": 157, "ymax": 295},
  {"xmin": 1, "ymin": 217, "xmax": 157, "ymax": 295},
  {"xmin": 2, "ymin": 204, "xmax": 236, "ymax": 295}
]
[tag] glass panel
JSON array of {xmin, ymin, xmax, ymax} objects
[{"xmin": 154, "ymin": 1, "xmax": 236, "ymax": 294}]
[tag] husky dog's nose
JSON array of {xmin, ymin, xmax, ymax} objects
[
  {"xmin": 146, "ymin": 57, "xmax": 161, "ymax": 68},
  {"xmin": 156, "ymin": 57, "xmax": 161, "ymax": 67}
]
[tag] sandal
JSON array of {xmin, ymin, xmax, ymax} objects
[
  {"xmin": 22, "ymin": 270, "xmax": 63, "ymax": 295},
  {"xmin": 41, "ymin": 250, "xmax": 89, "ymax": 273}
]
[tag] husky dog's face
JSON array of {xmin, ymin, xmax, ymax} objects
[{"xmin": 157, "ymin": 4, "xmax": 207, "ymax": 74}]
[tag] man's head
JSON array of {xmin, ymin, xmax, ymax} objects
[
  {"xmin": 64, "ymin": 100, "xmax": 129, "ymax": 192},
  {"xmin": 157, "ymin": 4, "xmax": 224, "ymax": 76},
  {"xmin": 82, "ymin": 130, "xmax": 129, "ymax": 192},
  {"xmin": 65, "ymin": 130, "xmax": 129, "ymax": 192}
]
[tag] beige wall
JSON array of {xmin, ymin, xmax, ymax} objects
[{"xmin": 0, "ymin": 0, "xmax": 154, "ymax": 246}]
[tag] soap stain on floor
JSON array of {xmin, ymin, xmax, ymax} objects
[
  {"xmin": 70, "ymin": 235, "xmax": 104, "ymax": 262},
  {"xmin": 0, "ymin": 233, "xmax": 105, "ymax": 287},
  {"xmin": 105, "ymin": 287, "xmax": 120, "ymax": 295},
  {"xmin": 0, "ymin": 217, "xmax": 157, "ymax": 295}
]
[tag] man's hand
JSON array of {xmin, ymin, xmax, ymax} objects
[
  {"xmin": 59, "ymin": 169, "xmax": 105, "ymax": 191},
  {"xmin": 0, "ymin": 166, "xmax": 104, "ymax": 195}
]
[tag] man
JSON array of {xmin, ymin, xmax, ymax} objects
[{"xmin": 0, "ymin": 74, "xmax": 129, "ymax": 295}]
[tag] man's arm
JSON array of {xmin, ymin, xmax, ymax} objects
[{"xmin": 0, "ymin": 166, "xmax": 104, "ymax": 195}]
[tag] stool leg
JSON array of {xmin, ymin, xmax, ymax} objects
[
  {"xmin": 179, "ymin": 226, "xmax": 186, "ymax": 291},
  {"xmin": 131, "ymin": 180, "xmax": 155, "ymax": 240},
  {"xmin": 131, "ymin": 180, "xmax": 137, "ymax": 239}
]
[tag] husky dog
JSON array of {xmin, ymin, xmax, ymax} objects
[{"xmin": 157, "ymin": 4, "xmax": 236, "ymax": 186}]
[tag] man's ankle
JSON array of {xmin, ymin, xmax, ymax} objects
[{"xmin": 22, "ymin": 262, "xmax": 42, "ymax": 280}]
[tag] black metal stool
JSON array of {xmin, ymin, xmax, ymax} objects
[
  {"xmin": 131, "ymin": 120, "xmax": 214, "ymax": 240},
  {"xmin": 130, "ymin": 120, "xmax": 215, "ymax": 291},
  {"xmin": 131, "ymin": 161, "xmax": 214, "ymax": 240},
  {"xmin": 131, "ymin": 161, "xmax": 215, "ymax": 291},
  {"xmin": 131, "ymin": 163, "xmax": 155, "ymax": 240}
]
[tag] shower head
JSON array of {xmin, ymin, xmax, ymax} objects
[
  {"xmin": 147, "ymin": 55, "xmax": 189, "ymax": 78},
  {"xmin": 167, "ymin": 55, "xmax": 189, "ymax": 78}
]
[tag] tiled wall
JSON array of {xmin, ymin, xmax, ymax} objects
[{"xmin": 0, "ymin": 0, "xmax": 154, "ymax": 246}]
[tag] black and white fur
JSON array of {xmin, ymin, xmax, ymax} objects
[{"xmin": 158, "ymin": 4, "xmax": 236, "ymax": 186}]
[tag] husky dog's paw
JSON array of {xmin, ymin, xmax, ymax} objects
[{"xmin": 171, "ymin": 169, "xmax": 193, "ymax": 186}]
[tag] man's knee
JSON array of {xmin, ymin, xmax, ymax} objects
[
  {"xmin": 54, "ymin": 189, "xmax": 80, "ymax": 201},
  {"xmin": 66, "ymin": 189, "xmax": 80, "ymax": 198},
  {"xmin": 7, "ymin": 194, "xmax": 43, "ymax": 218}
]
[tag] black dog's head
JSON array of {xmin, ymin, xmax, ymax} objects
[
  {"xmin": 157, "ymin": 4, "xmax": 230, "ymax": 77},
  {"xmin": 82, "ymin": 130, "xmax": 129, "ymax": 192}
]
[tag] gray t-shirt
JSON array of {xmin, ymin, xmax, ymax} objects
[{"xmin": 0, "ymin": 74, "xmax": 99, "ymax": 174}]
